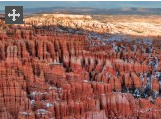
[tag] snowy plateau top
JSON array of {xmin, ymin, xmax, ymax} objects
[{"xmin": 23, "ymin": 14, "xmax": 161, "ymax": 36}]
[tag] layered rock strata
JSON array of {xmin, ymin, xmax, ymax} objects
[{"xmin": 0, "ymin": 17, "xmax": 161, "ymax": 119}]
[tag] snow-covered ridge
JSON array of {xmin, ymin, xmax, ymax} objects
[
  {"xmin": 42, "ymin": 14, "xmax": 92, "ymax": 19},
  {"xmin": 23, "ymin": 14, "xmax": 161, "ymax": 36}
]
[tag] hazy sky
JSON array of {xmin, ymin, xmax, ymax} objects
[{"xmin": 0, "ymin": 1, "xmax": 161, "ymax": 10}]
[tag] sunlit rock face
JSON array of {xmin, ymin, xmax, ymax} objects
[
  {"xmin": 0, "ymin": 14, "xmax": 161, "ymax": 119},
  {"xmin": 23, "ymin": 14, "xmax": 161, "ymax": 36}
]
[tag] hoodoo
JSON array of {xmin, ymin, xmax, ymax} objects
[{"xmin": 0, "ymin": 12, "xmax": 161, "ymax": 119}]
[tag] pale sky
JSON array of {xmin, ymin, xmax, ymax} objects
[{"xmin": 0, "ymin": 1, "xmax": 161, "ymax": 10}]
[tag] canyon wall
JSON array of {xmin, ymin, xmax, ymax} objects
[{"xmin": 0, "ymin": 17, "xmax": 161, "ymax": 119}]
